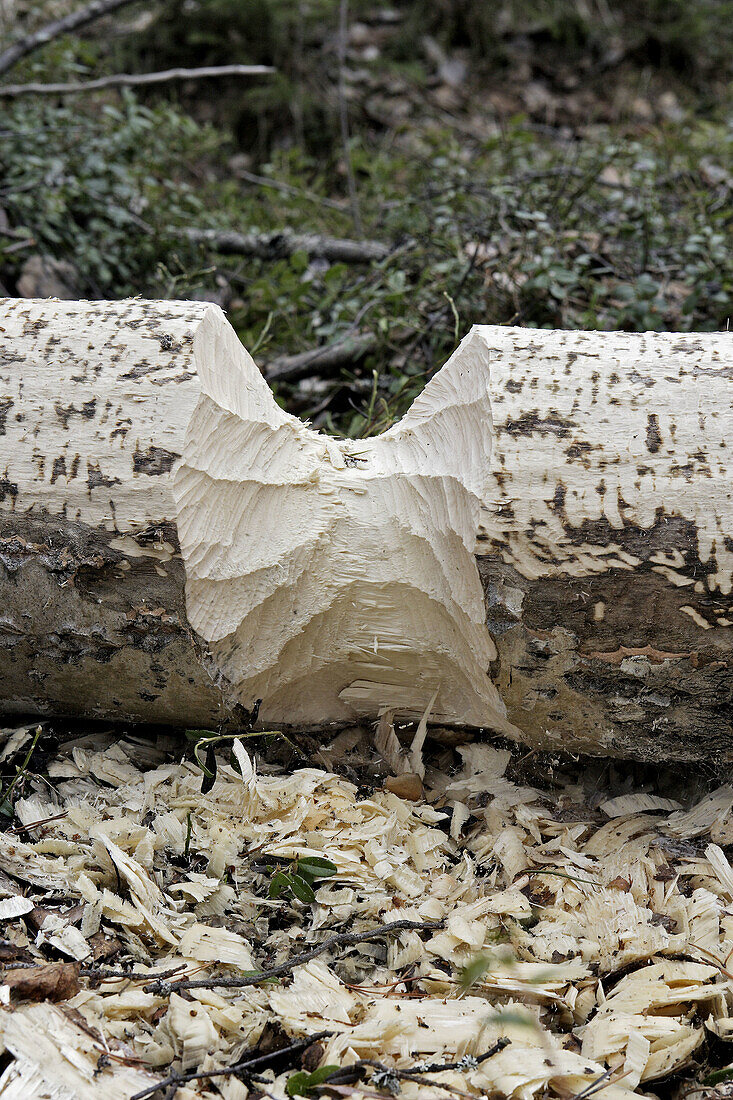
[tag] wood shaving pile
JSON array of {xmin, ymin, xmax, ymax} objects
[{"xmin": 0, "ymin": 725, "xmax": 731, "ymax": 1100}]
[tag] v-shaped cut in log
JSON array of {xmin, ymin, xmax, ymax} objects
[
  {"xmin": 1, "ymin": 298, "xmax": 731, "ymax": 761},
  {"xmin": 0, "ymin": 298, "xmax": 511, "ymax": 737}
]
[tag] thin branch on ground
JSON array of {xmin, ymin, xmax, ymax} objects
[
  {"xmin": 326, "ymin": 1058, "xmax": 480, "ymax": 1099},
  {"xmin": 234, "ymin": 168, "xmax": 347, "ymax": 211},
  {"xmin": 184, "ymin": 227, "xmax": 390, "ymax": 264},
  {"xmin": 0, "ymin": 0, "xmax": 144, "ymax": 78},
  {"xmin": 144, "ymin": 920, "xmax": 445, "ymax": 995},
  {"xmin": 0, "ymin": 64, "xmax": 274, "ymax": 97},
  {"xmin": 266, "ymin": 333, "xmax": 377, "ymax": 384},
  {"xmin": 80, "ymin": 964, "xmax": 189, "ymax": 985},
  {"xmin": 129, "ymin": 1030, "xmax": 335, "ymax": 1100},
  {"xmin": 405, "ymin": 1038, "xmax": 511, "ymax": 1074}
]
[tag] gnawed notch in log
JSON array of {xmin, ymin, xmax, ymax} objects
[{"xmin": 1, "ymin": 299, "xmax": 731, "ymax": 762}]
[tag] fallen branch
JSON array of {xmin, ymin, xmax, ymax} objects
[
  {"xmin": 144, "ymin": 919, "xmax": 444, "ymax": 995},
  {"xmin": 0, "ymin": 0, "xmax": 143, "ymax": 78},
  {"xmin": 328, "ymin": 1059, "xmax": 478, "ymax": 1098},
  {"xmin": 405, "ymin": 1040, "xmax": 511, "ymax": 1074},
  {"xmin": 130, "ymin": 1031, "xmax": 335, "ymax": 1100},
  {"xmin": 321, "ymin": 1041, "xmax": 513, "ymax": 1095},
  {"xmin": 266, "ymin": 332, "xmax": 377, "ymax": 384},
  {"xmin": 184, "ymin": 227, "xmax": 391, "ymax": 264},
  {"xmin": 0, "ymin": 64, "xmax": 274, "ymax": 97}
]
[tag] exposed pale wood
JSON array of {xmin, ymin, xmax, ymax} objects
[
  {"xmin": 0, "ymin": 1001, "xmax": 163, "ymax": 1098},
  {"xmin": 0, "ymin": 299, "xmax": 510, "ymax": 736},
  {"xmin": 1, "ymin": 301, "xmax": 731, "ymax": 760}
]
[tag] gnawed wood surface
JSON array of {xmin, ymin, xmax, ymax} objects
[
  {"xmin": 473, "ymin": 326, "xmax": 733, "ymax": 761},
  {"xmin": 1, "ymin": 298, "xmax": 731, "ymax": 760},
  {"xmin": 0, "ymin": 299, "xmax": 510, "ymax": 736}
]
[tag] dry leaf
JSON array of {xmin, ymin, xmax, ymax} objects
[{"xmin": 3, "ymin": 962, "xmax": 80, "ymax": 1003}]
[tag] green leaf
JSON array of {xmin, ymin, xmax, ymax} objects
[
  {"xmin": 268, "ymin": 871, "xmax": 291, "ymax": 899},
  {"xmin": 184, "ymin": 728, "xmax": 215, "ymax": 741},
  {"xmin": 704, "ymin": 1067, "xmax": 733, "ymax": 1086},
  {"xmin": 459, "ymin": 954, "xmax": 493, "ymax": 991},
  {"xmin": 200, "ymin": 745, "xmax": 217, "ymax": 794},
  {"xmin": 288, "ymin": 874, "xmax": 316, "ymax": 904},
  {"xmin": 286, "ymin": 1066, "xmax": 340, "ymax": 1096},
  {"xmin": 295, "ymin": 857, "xmax": 338, "ymax": 881}
]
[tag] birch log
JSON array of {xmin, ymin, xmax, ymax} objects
[
  {"xmin": 0, "ymin": 299, "xmax": 731, "ymax": 761},
  {"xmin": 476, "ymin": 326, "xmax": 733, "ymax": 763},
  {"xmin": 0, "ymin": 298, "xmax": 511, "ymax": 737}
]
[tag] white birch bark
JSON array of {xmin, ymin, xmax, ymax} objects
[
  {"xmin": 0, "ymin": 299, "xmax": 510, "ymax": 736},
  {"xmin": 475, "ymin": 326, "xmax": 733, "ymax": 762},
  {"xmin": 1, "ymin": 299, "xmax": 731, "ymax": 760}
]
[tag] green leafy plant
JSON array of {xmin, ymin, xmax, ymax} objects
[
  {"xmin": 0, "ymin": 92, "xmax": 214, "ymax": 296},
  {"xmin": 286, "ymin": 1065, "xmax": 340, "ymax": 1097},
  {"xmin": 185, "ymin": 724, "xmax": 303, "ymax": 793},
  {"xmin": 703, "ymin": 1066, "xmax": 733, "ymax": 1086},
  {"xmin": 265, "ymin": 854, "xmax": 338, "ymax": 904},
  {"xmin": 0, "ymin": 726, "xmax": 43, "ymax": 818}
]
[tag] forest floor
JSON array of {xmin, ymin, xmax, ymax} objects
[
  {"xmin": 2, "ymin": 2, "xmax": 732, "ymax": 435},
  {"xmin": 0, "ymin": 723, "xmax": 731, "ymax": 1099}
]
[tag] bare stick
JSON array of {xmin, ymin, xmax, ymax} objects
[
  {"xmin": 266, "ymin": 333, "xmax": 377, "ymax": 384},
  {"xmin": 144, "ymin": 919, "xmax": 444, "ymax": 995},
  {"xmin": 234, "ymin": 168, "xmax": 346, "ymax": 212},
  {"xmin": 0, "ymin": 63, "xmax": 274, "ymax": 97},
  {"xmin": 337, "ymin": 0, "xmax": 363, "ymax": 236},
  {"xmin": 184, "ymin": 227, "xmax": 389, "ymax": 264},
  {"xmin": 130, "ymin": 1031, "xmax": 335, "ymax": 1100},
  {"xmin": 0, "ymin": 0, "xmax": 143, "ymax": 78}
]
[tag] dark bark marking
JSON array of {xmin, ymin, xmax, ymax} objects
[
  {"xmin": 0, "ymin": 477, "xmax": 18, "ymax": 504},
  {"xmin": 86, "ymin": 462, "xmax": 120, "ymax": 492},
  {"xmin": 565, "ymin": 440, "xmax": 595, "ymax": 461},
  {"xmin": 501, "ymin": 411, "xmax": 576, "ymax": 439},
  {"xmin": 646, "ymin": 414, "xmax": 662, "ymax": 453},
  {"xmin": 0, "ymin": 397, "xmax": 12, "ymax": 436},
  {"xmin": 54, "ymin": 399, "xmax": 97, "ymax": 429},
  {"xmin": 50, "ymin": 456, "xmax": 67, "ymax": 485},
  {"xmin": 132, "ymin": 446, "xmax": 178, "ymax": 477}
]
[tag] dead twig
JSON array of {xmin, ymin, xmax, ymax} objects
[
  {"xmin": 0, "ymin": 0, "xmax": 143, "ymax": 78},
  {"xmin": 184, "ymin": 227, "xmax": 390, "ymax": 264},
  {"xmin": 129, "ymin": 1030, "xmax": 335, "ymax": 1100},
  {"xmin": 234, "ymin": 168, "xmax": 346, "ymax": 212},
  {"xmin": 326, "ymin": 1058, "xmax": 479, "ymax": 1099},
  {"xmin": 80, "ymin": 963, "xmax": 189, "ymax": 986},
  {"xmin": 405, "ymin": 1038, "xmax": 511, "ymax": 1074},
  {"xmin": 144, "ymin": 919, "xmax": 444, "ymax": 995},
  {"xmin": 266, "ymin": 333, "xmax": 377, "ymax": 384},
  {"xmin": 336, "ymin": 0, "xmax": 363, "ymax": 237},
  {"xmin": 0, "ymin": 64, "xmax": 274, "ymax": 97}
]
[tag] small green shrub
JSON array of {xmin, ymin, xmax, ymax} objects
[{"xmin": 0, "ymin": 92, "xmax": 215, "ymax": 295}]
